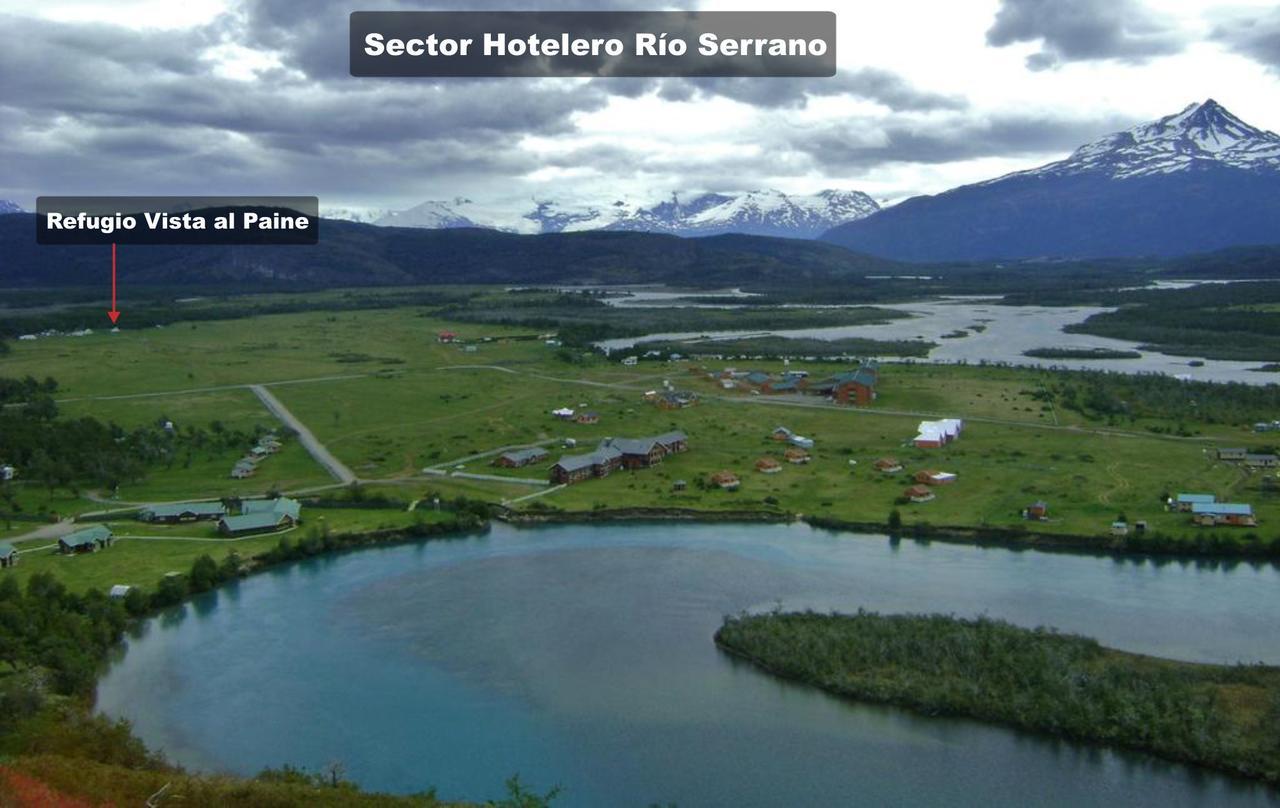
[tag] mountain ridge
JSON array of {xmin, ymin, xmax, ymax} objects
[{"xmin": 822, "ymin": 100, "xmax": 1280, "ymax": 261}]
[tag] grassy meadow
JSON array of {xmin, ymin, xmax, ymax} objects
[{"xmin": 2, "ymin": 294, "xmax": 1278, "ymax": 595}]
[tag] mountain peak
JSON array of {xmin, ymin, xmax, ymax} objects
[{"xmin": 1022, "ymin": 100, "xmax": 1280, "ymax": 181}]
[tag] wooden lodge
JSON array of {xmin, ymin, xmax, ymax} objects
[
  {"xmin": 550, "ymin": 432, "xmax": 688, "ymax": 485},
  {"xmin": 494, "ymin": 447, "xmax": 550, "ymax": 468}
]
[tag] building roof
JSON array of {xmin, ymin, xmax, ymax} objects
[
  {"xmin": 142, "ymin": 501, "xmax": 227, "ymax": 519},
  {"xmin": 1175, "ymin": 493, "xmax": 1216, "ymax": 504},
  {"xmin": 220, "ymin": 512, "xmax": 290, "ymax": 533},
  {"xmin": 905, "ymin": 485, "xmax": 933, "ymax": 497},
  {"xmin": 1191, "ymin": 502, "xmax": 1254, "ymax": 516},
  {"xmin": 61, "ymin": 524, "xmax": 112, "ymax": 547},
  {"xmin": 500, "ymin": 447, "xmax": 549, "ymax": 464},
  {"xmin": 242, "ymin": 497, "xmax": 302, "ymax": 520},
  {"xmin": 109, "ymin": 585, "xmax": 133, "ymax": 598},
  {"xmin": 0, "ymin": 541, "xmax": 15, "ymax": 557},
  {"xmin": 554, "ymin": 445, "xmax": 623, "ymax": 473}
]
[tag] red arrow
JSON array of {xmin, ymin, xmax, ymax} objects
[{"xmin": 107, "ymin": 242, "xmax": 120, "ymax": 324}]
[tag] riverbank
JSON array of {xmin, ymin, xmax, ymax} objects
[
  {"xmin": 714, "ymin": 611, "xmax": 1280, "ymax": 786},
  {"xmin": 501, "ymin": 506, "xmax": 1280, "ymax": 561},
  {"xmin": 0, "ymin": 513, "xmax": 496, "ymax": 807}
]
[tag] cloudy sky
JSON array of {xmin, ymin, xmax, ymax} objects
[{"xmin": 1, "ymin": 0, "xmax": 1278, "ymax": 217}]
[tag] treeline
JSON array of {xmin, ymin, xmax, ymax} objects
[
  {"xmin": 0, "ymin": 288, "xmax": 479, "ymax": 339},
  {"xmin": 716, "ymin": 610, "xmax": 1280, "ymax": 783},
  {"xmin": 1034, "ymin": 369, "xmax": 1280, "ymax": 426}
]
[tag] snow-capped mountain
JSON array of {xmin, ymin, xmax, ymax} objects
[
  {"xmin": 368, "ymin": 189, "xmax": 878, "ymax": 239},
  {"xmin": 1002, "ymin": 99, "xmax": 1280, "ymax": 182},
  {"xmin": 321, "ymin": 206, "xmax": 387, "ymax": 224},
  {"xmin": 823, "ymin": 99, "xmax": 1280, "ymax": 261},
  {"xmin": 0, "ymin": 200, "xmax": 24, "ymax": 215},
  {"xmin": 604, "ymin": 189, "xmax": 879, "ymax": 239}
]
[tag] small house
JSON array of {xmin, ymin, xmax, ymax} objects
[
  {"xmin": 0, "ymin": 542, "xmax": 17, "ymax": 568},
  {"xmin": 1171, "ymin": 493, "xmax": 1215, "ymax": 512},
  {"xmin": 59, "ymin": 525, "xmax": 113, "ymax": 554},
  {"xmin": 1244, "ymin": 453, "xmax": 1280, "ymax": 468},
  {"xmin": 874, "ymin": 458, "xmax": 903, "ymax": 474},
  {"xmin": 771, "ymin": 426, "xmax": 794, "ymax": 442},
  {"xmin": 575, "ymin": 412, "xmax": 601, "ymax": 425},
  {"xmin": 784, "ymin": 447, "xmax": 811, "ymax": 464},
  {"xmin": 1025, "ymin": 501, "xmax": 1048, "ymax": 521},
  {"xmin": 621, "ymin": 356, "xmax": 639, "ymax": 367},
  {"xmin": 914, "ymin": 418, "xmax": 963, "ymax": 449},
  {"xmin": 756, "ymin": 457, "xmax": 782, "ymax": 474},
  {"xmin": 437, "ymin": 331, "xmax": 457, "ymax": 343},
  {"xmin": 0, "ymin": 464, "xmax": 14, "ymax": 481},
  {"xmin": 905, "ymin": 485, "xmax": 935, "ymax": 503},
  {"xmin": 672, "ymin": 479, "xmax": 687, "ymax": 491},
  {"xmin": 1216, "ymin": 447, "xmax": 1247, "ymax": 462},
  {"xmin": 789, "ymin": 436, "xmax": 815, "ymax": 450},
  {"xmin": 109, "ymin": 584, "xmax": 133, "ymax": 599},
  {"xmin": 915, "ymin": 470, "xmax": 957, "ymax": 486},
  {"xmin": 710, "ymin": 470, "xmax": 740, "ymax": 490},
  {"xmin": 494, "ymin": 447, "xmax": 550, "ymax": 468},
  {"xmin": 1111, "ymin": 521, "xmax": 1129, "ymax": 536}
]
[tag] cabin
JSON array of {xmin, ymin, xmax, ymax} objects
[
  {"xmin": 437, "ymin": 331, "xmax": 457, "ymax": 343},
  {"xmin": 904, "ymin": 485, "xmax": 935, "ymax": 503},
  {"xmin": 494, "ymin": 447, "xmax": 550, "ymax": 468},
  {"xmin": 1190, "ymin": 502, "xmax": 1257, "ymax": 527},
  {"xmin": 1025, "ymin": 501, "xmax": 1048, "ymax": 521},
  {"xmin": 756, "ymin": 457, "xmax": 782, "ymax": 474},
  {"xmin": 914, "ymin": 470, "xmax": 957, "ymax": 486},
  {"xmin": 575, "ymin": 412, "xmax": 601, "ymax": 425},
  {"xmin": 621, "ymin": 356, "xmax": 639, "ymax": 367},
  {"xmin": 1216, "ymin": 447, "xmax": 1247, "ymax": 462},
  {"xmin": 0, "ymin": 464, "xmax": 14, "ymax": 481},
  {"xmin": 109, "ymin": 584, "xmax": 133, "ymax": 599},
  {"xmin": 655, "ymin": 391, "xmax": 699, "ymax": 410},
  {"xmin": 1111, "ymin": 521, "xmax": 1129, "ymax": 536},
  {"xmin": 771, "ymin": 426, "xmax": 795, "ymax": 442},
  {"xmin": 789, "ymin": 436, "xmax": 815, "ymax": 449},
  {"xmin": 138, "ymin": 501, "xmax": 227, "ymax": 523},
  {"xmin": 672, "ymin": 479, "xmax": 687, "ymax": 491},
  {"xmin": 1171, "ymin": 493, "xmax": 1215, "ymax": 512},
  {"xmin": 874, "ymin": 458, "xmax": 903, "ymax": 473},
  {"xmin": 710, "ymin": 470, "xmax": 740, "ymax": 490},
  {"xmin": 784, "ymin": 447, "xmax": 811, "ymax": 464},
  {"xmin": 1244, "ymin": 453, "xmax": 1280, "ymax": 468},
  {"xmin": 230, "ymin": 460, "xmax": 257, "ymax": 479},
  {"xmin": 59, "ymin": 525, "xmax": 113, "ymax": 554},
  {"xmin": 763, "ymin": 378, "xmax": 802, "ymax": 394},
  {"xmin": 914, "ymin": 418, "xmax": 963, "ymax": 448},
  {"xmin": 0, "ymin": 542, "xmax": 17, "ymax": 568},
  {"xmin": 743, "ymin": 371, "xmax": 772, "ymax": 387}
]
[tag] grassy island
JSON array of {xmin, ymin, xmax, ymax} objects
[
  {"xmin": 715, "ymin": 611, "xmax": 1280, "ymax": 784},
  {"xmin": 1023, "ymin": 347, "xmax": 1142, "ymax": 360}
]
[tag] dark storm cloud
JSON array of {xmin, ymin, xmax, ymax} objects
[
  {"xmin": 1211, "ymin": 8, "xmax": 1280, "ymax": 74},
  {"xmin": 986, "ymin": 0, "xmax": 1186, "ymax": 70},
  {"xmin": 788, "ymin": 111, "xmax": 1138, "ymax": 173}
]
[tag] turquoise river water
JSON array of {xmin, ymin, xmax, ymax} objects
[{"xmin": 96, "ymin": 522, "xmax": 1280, "ymax": 807}]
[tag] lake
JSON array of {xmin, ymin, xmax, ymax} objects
[{"xmin": 97, "ymin": 522, "xmax": 1280, "ymax": 807}]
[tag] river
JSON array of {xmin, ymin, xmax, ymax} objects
[
  {"xmin": 592, "ymin": 293, "xmax": 1271, "ymax": 385},
  {"xmin": 96, "ymin": 522, "xmax": 1280, "ymax": 807}
]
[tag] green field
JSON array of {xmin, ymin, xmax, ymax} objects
[{"xmin": 2, "ymin": 296, "xmax": 1278, "ymax": 595}]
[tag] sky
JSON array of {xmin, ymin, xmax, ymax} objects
[{"xmin": 1, "ymin": 0, "xmax": 1278, "ymax": 217}]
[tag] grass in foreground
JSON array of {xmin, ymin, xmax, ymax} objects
[{"xmin": 715, "ymin": 611, "xmax": 1280, "ymax": 784}]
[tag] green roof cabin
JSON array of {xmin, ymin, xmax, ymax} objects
[
  {"xmin": 58, "ymin": 524, "xmax": 113, "ymax": 554},
  {"xmin": 138, "ymin": 501, "xmax": 227, "ymax": 523}
]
